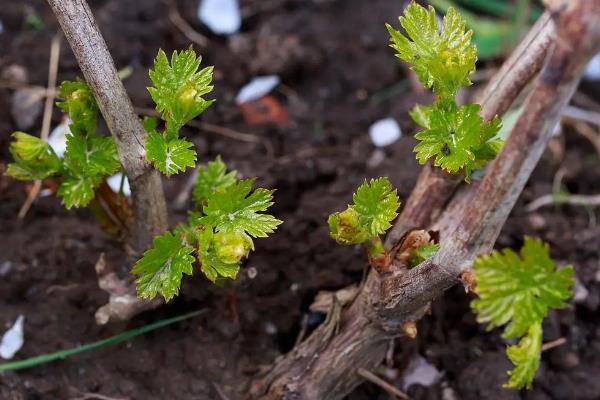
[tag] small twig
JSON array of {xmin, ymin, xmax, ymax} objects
[
  {"xmin": 0, "ymin": 80, "xmax": 56, "ymax": 97},
  {"xmin": 46, "ymin": 283, "xmax": 80, "ymax": 294},
  {"xmin": 573, "ymin": 90, "xmax": 600, "ymax": 113},
  {"xmin": 71, "ymin": 393, "xmax": 128, "ymax": 400},
  {"xmin": 478, "ymin": 11, "xmax": 554, "ymax": 121},
  {"xmin": 18, "ymin": 33, "xmax": 61, "ymax": 219},
  {"xmin": 212, "ymin": 382, "xmax": 232, "ymax": 400},
  {"xmin": 191, "ymin": 120, "xmax": 275, "ymax": 159},
  {"xmin": 174, "ymin": 168, "xmax": 199, "ymax": 209},
  {"xmin": 542, "ymin": 337, "xmax": 567, "ymax": 352},
  {"xmin": 526, "ymin": 193, "xmax": 600, "ymax": 212},
  {"xmin": 385, "ymin": 339, "xmax": 395, "ymax": 368},
  {"xmin": 562, "ymin": 105, "xmax": 600, "ymax": 128},
  {"xmin": 275, "ymin": 146, "xmax": 342, "ymax": 165},
  {"xmin": 357, "ymin": 368, "xmax": 409, "ymax": 400},
  {"xmin": 164, "ymin": 0, "xmax": 208, "ymax": 47},
  {"xmin": 569, "ymin": 121, "xmax": 600, "ymax": 158},
  {"xmin": 135, "ymin": 106, "xmax": 275, "ymax": 158}
]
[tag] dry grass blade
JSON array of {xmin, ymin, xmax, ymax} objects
[
  {"xmin": 526, "ymin": 193, "xmax": 600, "ymax": 212},
  {"xmin": 357, "ymin": 368, "xmax": 409, "ymax": 400},
  {"xmin": 18, "ymin": 33, "xmax": 62, "ymax": 219},
  {"xmin": 164, "ymin": 0, "xmax": 208, "ymax": 47}
]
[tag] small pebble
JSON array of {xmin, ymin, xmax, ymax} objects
[
  {"xmin": 561, "ymin": 352, "xmax": 580, "ymax": 369},
  {"xmin": 369, "ymin": 118, "xmax": 401, "ymax": 147},
  {"xmin": 198, "ymin": 0, "xmax": 241, "ymax": 35},
  {"xmin": 527, "ymin": 213, "xmax": 547, "ymax": 230},
  {"xmin": 584, "ymin": 53, "xmax": 600, "ymax": 81},
  {"xmin": 247, "ymin": 266, "xmax": 257, "ymax": 279},
  {"xmin": 0, "ymin": 261, "xmax": 13, "ymax": 277},
  {"xmin": 573, "ymin": 277, "xmax": 589, "ymax": 303},
  {"xmin": 264, "ymin": 322, "xmax": 277, "ymax": 335},
  {"xmin": 402, "ymin": 354, "xmax": 441, "ymax": 390}
]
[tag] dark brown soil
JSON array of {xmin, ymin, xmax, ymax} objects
[{"xmin": 1, "ymin": 1, "xmax": 599, "ymax": 399}]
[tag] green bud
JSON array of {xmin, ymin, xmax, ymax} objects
[
  {"xmin": 328, "ymin": 207, "xmax": 369, "ymax": 245},
  {"xmin": 69, "ymin": 88, "xmax": 90, "ymax": 103},
  {"xmin": 177, "ymin": 86, "xmax": 198, "ymax": 107},
  {"xmin": 214, "ymin": 231, "xmax": 252, "ymax": 264}
]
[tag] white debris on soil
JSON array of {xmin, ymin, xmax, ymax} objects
[
  {"xmin": 402, "ymin": 355, "xmax": 441, "ymax": 391},
  {"xmin": 198, "ymin": 0, "xmax": 241, "ymax": 35},
  {"xmin": 264, "ymin": 322, "xmax": 277, "ymax": 335},
  {"xmin": 369, "ymin": 118, "xmax": 401, "ymax": 147},
  {"xmin": 107, "ymin": 172, "xmax": 131, "ymax": 197},
  {"xmin": 366, "ymin": 148, "xmax": 386, "ymax": 169},
  {"xmin": 247, "ymin": 266, "xmax": 257, "ymax": 279},
  {"xmin": 573, "ymin": 277, "xmax": 589, "ymax": 303},
  {"xmin": 0, "ymin": 315, "xmax": 25, "ymax": 360},
  {"xmin": 235, "ymin": 75, "xmax": 280, "ymax": 104},
  {"xmin": 0, "ymin": 261, "xmax": 13, "ymax": 277},
  {"xmin": 47, "ymin": 117, "xmax": 71, "ymax": 157},
  {"xmin": 11, "ymin": 88, "xmax": 44, "ymax": 131},
  {"xmin": 584, "ymin": 53, "xmax": 600, "ymax": 81}
]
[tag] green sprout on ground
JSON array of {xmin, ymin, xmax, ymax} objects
[
  {"xmin": 133, "ymin": 156, "xmax": 282, "ymax": 300},
  {"xmin": 386, "ymin": 2, "xmax": 503, "ymax": 180},
  {"xmin": 472, "ymin": 237, "xmax": 574, "ymax": 389}
]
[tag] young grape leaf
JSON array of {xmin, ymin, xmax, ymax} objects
[
  {"xmin": 6, "ymin": 132, "xmax": 61, "ymax": 180},
  {"xmin": 505, "ymin": 322, "xmax": 542, "ymax": 390},
  {"xmin": 58, "ymin": 175, "xmax": 100, "ymax": 209},
  {"xmin": 199, "ymin": 179, "xmax": 282, "ymax": 238},
  {"xmin": 353, "ymin": 177, "xmax": 400, "ymax": 236},
  {"xmin": 329, "ymin": 177, "xmax": 400, "ymax": 245},
  {"xmin": 57, "ymin": 79, "xmax": 98, "ymax": 136},
  {"xmin": 132, "ymin": 231, "xmax": 195, "ymax": 301},
  {"xmin": 472, "ymin": 237, "xmax": 573, "ymax": 339},
  {"xmin": 193, "ymin": 156, "xmax": 237, "ymax": 207},
  {"xmin": 413, "ymin": 101, "xmax": 501, "ymax": 176},
  {"xmin": 328, "ymin": 207, "xmax": 370, "ymax": 245},
  {"xmin": 409, "ymin": 243, "xmax": 440, "ymax": 268},
  {"xmin": 63, "ymin": 134, "xmax": 120, "ymax": 177},
  {"xmin": 146, "ymin": 132, "xmax": 197, "ymax": 176},
  {"xmin": 148, "ymin": 48, "xmax": 215, "ymax": 133},
  {"xmin": 197, "ymin": 228, "xmax": 240, "ymax": 282},
  {"xmin": 386, "ymin": 3, "xmax": 476, "ymax": 97},
  {"xmin": 409, "ymin": 103, "xmax": 434, "ymax": 129}
]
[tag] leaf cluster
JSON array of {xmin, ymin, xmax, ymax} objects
[
  {"xmin": 328, "ymin": 177, "xmax": 400, "ymax": 245},
  {"xmin": 133, "ymin": 157, "xmax": 282, "ymax": 300},
  {"xmin": 472, "ymin": 237, "xmax": 574, "ymax": 389},
  {"xmin": 145, "ymin": 48, "xmax": 214, "ymax": 176},
  {"xmin": 7, "ymin": 79, "xmax": 121, "ymax": 208},
  {"xmin": 387, "ymin": 2, "xmax": 502, "ymax": 180},
  {"xmin": 386, "ymin": 3, "xmax": 475, "ymax": 98}
]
